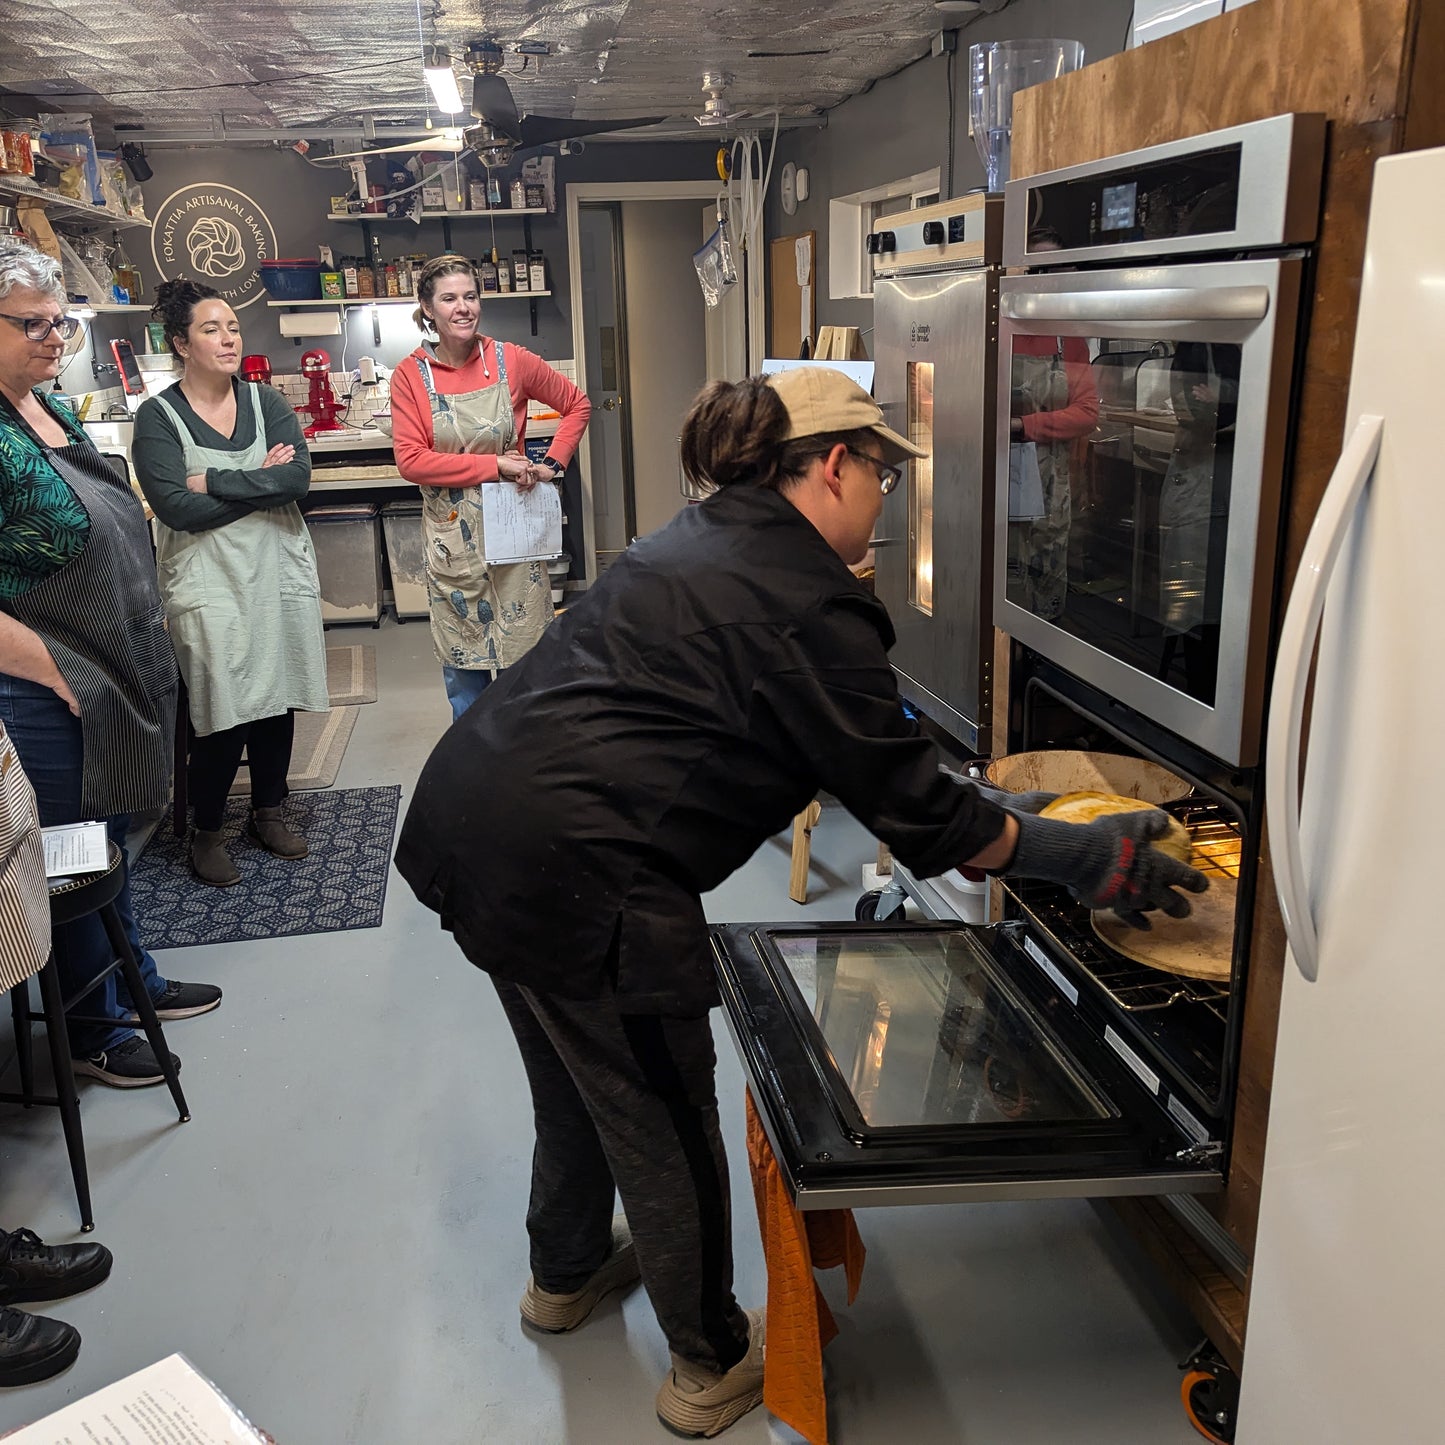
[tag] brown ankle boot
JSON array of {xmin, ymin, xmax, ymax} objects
[
  {"xmin": 190, "ymin": 829, "xmax": 240, "ymax": 887},
  {"xmin": 247, "ymin": 807, "xmax": 308, "ymax": 859}
]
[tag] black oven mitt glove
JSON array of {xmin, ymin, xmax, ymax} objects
[
  {"xmin": 972, "ymin": 781, "xmax": 1058, "ymax": 816},
  {"xmin": 1006, "ymin": 809, "xmax": 1209, "ymax": 930},
  {"xmin": 939, "ymin": 770, "xmax": 1059, "ymax": 817}
]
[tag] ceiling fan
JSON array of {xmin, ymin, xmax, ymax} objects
[
  {"xmin": 693, "ymin": 72, "xmax": 776, "ymax": 131},
  {"xmin": 461, "ymin": 37, "xmax": 665, "ymax": 169}
]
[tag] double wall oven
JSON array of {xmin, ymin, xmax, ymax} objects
[{"xmin": 713, "ymin": 116, "xmax": 1325, "ymax": 1217}]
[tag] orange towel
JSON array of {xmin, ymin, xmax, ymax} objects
[{"xmin": 745, "ymin": 1089, "xmax": 866, "ymax": 1445}]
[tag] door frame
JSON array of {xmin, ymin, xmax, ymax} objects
[{"xmin": 567, "ymin": 179, "xmax": 765, "ymax": 585}]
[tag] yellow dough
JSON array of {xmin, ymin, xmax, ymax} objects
[{"xmin": 1039, "ymin": 792, "xmax": 1193, "ymax": 865}]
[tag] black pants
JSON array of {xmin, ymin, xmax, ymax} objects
[
  {"xmin": 189, "ymin": 711, "xmax": 294, "ymax": 831},
  {"xmin": 492, "ymin": 977, "xmax": 751, "ymax": 1373}
]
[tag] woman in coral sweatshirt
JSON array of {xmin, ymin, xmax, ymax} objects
[{"xmin": 390, "ymin": 255, "xmax": 590, "ymax": 718}]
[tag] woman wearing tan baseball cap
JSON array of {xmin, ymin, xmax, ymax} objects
[{"xmin": 396, "ymin": 366, "xmax": 1206, "ymax": 1438}]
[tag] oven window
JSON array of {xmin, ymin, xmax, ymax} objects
[
  {"xmin": 772, "ymin": 931, "xmax": 1108, "ymax": 1128},
  {"xmin": 907, "ymin": 361, "xmax": 934, "ymax": 615},
  {"xmin": 1006, "ymin": 336, "xmax": 1241, "ymax": 706}
]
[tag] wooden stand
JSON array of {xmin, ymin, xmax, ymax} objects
[{"xmin": 788, "ymin": 800, "xmax": 823, "ymax": 904}]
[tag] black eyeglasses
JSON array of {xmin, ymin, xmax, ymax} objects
[
  {"xmin": 846, "ymin": 446, "xmax": 903, "ymax": 495},
  {"xmin": 0, "ymin": 313, "xmax": 82, "ymax": 342}
]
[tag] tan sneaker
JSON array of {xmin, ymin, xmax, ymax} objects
[
  {"xmin": 519, "ymin": 1217, "xmax": 640, "ymax": 1333},
  {"xmin": 655, "ymin": 1306, "xmax": 765, "ymax": 1438}
]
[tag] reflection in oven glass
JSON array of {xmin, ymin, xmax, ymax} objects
[
  {"xmin": 1007, "ymin": 337, "xmax": 1241, "ymax": 707},
  {"xmin": 772, "ymin": 933, "xmax": 1108, "ymax": 1129}
]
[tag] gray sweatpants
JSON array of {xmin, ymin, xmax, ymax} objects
[{"xmin": 492, "ymin": 977, "xmax": 752, "ymax": 1372}]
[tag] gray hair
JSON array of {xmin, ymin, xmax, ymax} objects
[{"xmin": 0, "ymin": 237, "xmax": 66, "ymax": 306}]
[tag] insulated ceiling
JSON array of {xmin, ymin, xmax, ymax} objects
[{"xmin": 1, "ymin": 0, "xmax": 991, "ymax": 139}]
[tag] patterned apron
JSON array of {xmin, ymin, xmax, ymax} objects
[
  {"xmin": 149, "ymin": 385, "xmax": 328, "ymax": 737},
  {"xmin": 2, "ymin": 441, "xmax": 176, "ymax": 819},
  {"xmin": 1006, "ymin": 345, "xmax": 1074, "ymax": 623},
  {"xmin": 414, "ymin": 348, "xmax": 552, "ymax": 671}
]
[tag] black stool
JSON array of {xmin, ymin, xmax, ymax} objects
[{"xmin": 3, "ymin": 840, "xmax": 189, "ymax": 1231}]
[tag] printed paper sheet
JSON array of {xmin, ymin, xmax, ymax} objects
[{"xmin": 482, "ymin": 481, "xmax": 563, "ymax": 564}]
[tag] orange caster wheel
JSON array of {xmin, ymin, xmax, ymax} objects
[{"xmin": 1180, "ymin": 1346, "xmax": 1238, "ymax": 1443}]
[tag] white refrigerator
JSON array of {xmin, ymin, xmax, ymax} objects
[{"xmin": 1237, "ymin": 145, "xmax": 1445, "ymax": 1441}]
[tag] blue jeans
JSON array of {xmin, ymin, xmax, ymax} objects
[
  {"xmin": 0, "ymin": 673, "xmax": 167, "ymax": 1054},
  {"xmin": 442, "ymin": 665, "xmax": 494, "ymax": 722}
]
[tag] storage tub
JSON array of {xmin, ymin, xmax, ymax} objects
[
  {"xmin": 259, "ymin": 260, "xmax": 324, "ymax": 301},
  {"xmin": 380, "ymin": 501, "xmax": 428, "ymax": 620},
  {"xmin": 304, "ymin": 503, "xmax": 383, "ymax": 624}
]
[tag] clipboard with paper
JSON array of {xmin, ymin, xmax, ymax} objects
[{"xmin": 482, "ymin": 481, "xmax": 564, "ymax": 564}]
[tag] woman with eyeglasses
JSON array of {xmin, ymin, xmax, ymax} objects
[
  {"xmin": 396, "ymin": 366, "xmax": 1206, "ymax": 1437},
  {"xmin": 0, "ymin": 237, "xmax": 220, "ymax": 1089}
]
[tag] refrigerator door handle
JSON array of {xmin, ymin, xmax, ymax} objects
[{"xmin": 1265, "ymin": 413, "xmax": 1384, "ymax": 983}]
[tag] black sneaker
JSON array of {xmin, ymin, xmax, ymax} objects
[
  {"xmin": 71, "ymin": 1036, "xmax": 181, "ymax": 1089},
  {"xmin": 125, "ymin": 979, "xmax": 222, "ymax": 1022},
  {"xmin": 0, "ymin": 1229, "xmax": 113, "ymax": 1306},
  {"xmin": 0, "ymin": 1307, "xmax": 80, "ymax": 1386}
]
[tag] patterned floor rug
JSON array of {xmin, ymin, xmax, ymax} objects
[
  {"xmin": 326, "ymin": 644, "xmax": 378, "ymax": 706},
  {"xmin": 131, "ymin": 786, "xmax": 401, "ymax": 950},
  {"xmin": 229, "ymin": 705, "xmax": 359, "ymax": 796}
]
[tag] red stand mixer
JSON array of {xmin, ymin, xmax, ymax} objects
[{"xmin": 297, "ymin": 348, "xmax": 347, "ymax": 437}]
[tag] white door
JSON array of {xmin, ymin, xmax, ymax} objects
[
  {"xmin": 620, "ymin": 199, "xmax": 711, "ymax": 539},
  {"xmin": 578, "ymin": 203, "xmax": 633, "ymax": 572}
]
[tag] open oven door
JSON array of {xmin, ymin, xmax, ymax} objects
[{"xmin": 712, "ymin": 921, "xmax": 1222, "ymax": 1210}]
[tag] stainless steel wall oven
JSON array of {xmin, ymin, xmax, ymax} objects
[{"xmin": 994, "ymin": 113, "xmax": 1325, "ymax": 766}]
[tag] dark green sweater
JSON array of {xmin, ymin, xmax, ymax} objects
[{"xmin": 132, "ymin": 379, "xmax": 311, "ymax": 533}]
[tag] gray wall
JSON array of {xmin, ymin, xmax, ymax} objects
[
  {"xmin": 77, "ymin": 138, "xmax": 723, "ymax": 377},
  {"xmin": 763, "ymin": 0, "xmax": 1135, "ymax": 344}
]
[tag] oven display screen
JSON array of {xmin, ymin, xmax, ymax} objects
[
  {"xmin": 1027, "ymin": 143, "xmax": 1243, "ymax": 251},
  {"xmin": 1101, "ymin": 182, "xmax": 1137, "ymax": 232}
]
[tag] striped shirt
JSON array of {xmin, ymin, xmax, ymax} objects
[{"xmin": 0, "ymin": 720, "xmax": 49, "ymax": 988}]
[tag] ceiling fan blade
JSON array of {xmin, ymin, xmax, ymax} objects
[
  {"xmin": 471, "ymin": 73, "xmax": 522, "ymax": 142},
  {"xmin": 517, "ymin": 113, "xmax": 666, "ymax": 148}
]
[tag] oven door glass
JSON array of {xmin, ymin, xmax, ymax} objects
[
  {"xmin": 907, "ymin": 360, "xmax": 935, "ymax": 615},
  {"xmin": 713, "ymin": 921, "xmax": 1222, "ymax": 1210},
  {"xmin": 1006, "ymin": 333, "xmax": 1237, "ymax": 707},
  {"xmin": 996, "ymin": 258, "xmax": 1304, "ymax": 766}
]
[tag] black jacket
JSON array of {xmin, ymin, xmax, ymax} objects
[{"xmin": 395, "ymin": 483, "xmax": 1007, "ymax": 1015}]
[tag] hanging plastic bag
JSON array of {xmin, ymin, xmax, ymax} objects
[
  {"xmin": 693, "ymin": 223, "xmax": 738, "ymax": 309},
  {"xmin": 1008, "ymin": 441, "xmax": 1046, "ymax": 521}
]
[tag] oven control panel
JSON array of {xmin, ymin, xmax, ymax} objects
[
  {"xmin": 1003, "ymin": 112, "xmax": 1325, "ymax": 268},
  {"xmin": 870, "ymin": 192, "xmax": 1002, "ymax": 278}
]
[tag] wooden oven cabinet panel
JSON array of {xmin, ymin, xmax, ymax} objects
[{"xmin": 1005, "ymin": 0, "xmax": 1444, "ymax": 1367}]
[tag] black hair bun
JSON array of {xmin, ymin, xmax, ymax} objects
[{"xmin": 150, "ymin": 276, "xmax": 220, "ymax": 323}]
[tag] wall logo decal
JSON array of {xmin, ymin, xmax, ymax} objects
[{"xmin": 150, "ymin": 184, "xmax": 277, "ymax": 310}]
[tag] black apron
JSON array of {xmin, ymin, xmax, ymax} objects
[{"xmin": 1, "ymin": 405, "xmax": 176, "ymax": 818}]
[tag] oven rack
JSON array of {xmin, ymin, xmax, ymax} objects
[{"xmin": 1005, "ymin": 797, "xmax": 1241, "ymax": 1020}]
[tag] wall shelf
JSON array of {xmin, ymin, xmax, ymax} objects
[
  {"xmin": 90, "ymin": 303, "xmax": 150, "ymax": 313},
  {"xmin": 0, "ymin": 176, "xmax": 150, "ymax": 230},
  {"xmin": 326, "ymin": 209, "xmax": 550, "ymax": 222},
  {"xmin": 266, "ymin": 294, "xmax": 550, "ymax": 307}
]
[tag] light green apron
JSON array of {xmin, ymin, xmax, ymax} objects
[
  {"xmin": 150, "ymin": 384, "xmax": 328, "ymax": 736},
  {"xmin": 415, "ymin": 346, "xmax": 553, "ymax": 672}
]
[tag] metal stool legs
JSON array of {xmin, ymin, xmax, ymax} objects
[
  {"xmin": 38, "ymin": 960, "xmax": 93, "ymax": 1231},
  {"xmin": 5, "ymin": 961, "xmax": 96, "ymax": 1230},
  {"xmin": 96, "ymin": 901, "xmax": 189, "ymax": 1123},
  {"xmin": 5, "ymin": 887, "xmax": 190, "ymax": 1231}
]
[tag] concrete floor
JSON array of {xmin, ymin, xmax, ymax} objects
[{"xmin": 0, "ymin": 617, "xmax": 1204, "ymax": 1443}]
